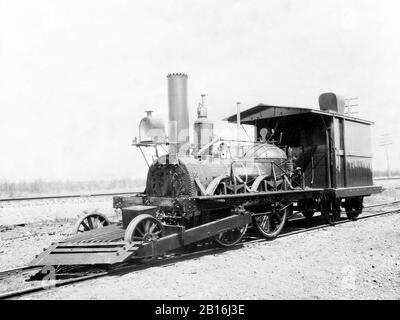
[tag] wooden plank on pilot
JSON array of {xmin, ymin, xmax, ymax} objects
[
  {"xmin": 52, "ymin": 247, "xmax": 121, "ymax": 253},
  {"xmin": 57, "ymin": 241, "xmax": 126, "ymax": 247},
  {"xmin": 63, "ymin": 225, "xmax": 121, "ymax": 242},
  {"xmin": 65, "ymin": 228, "xmax": 125, "ymax": 243},
  {"xmin": 35, "ymin": 252, "xmax": 121, "ymax": 265},
  {"xmin": 78, "ymin": 232, "xmax": 125, "ymax": 243}
]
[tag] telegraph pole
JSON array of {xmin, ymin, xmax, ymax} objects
[{"xmin": 379, "ymin": 133, "xmax": 393, "ymax": 177}]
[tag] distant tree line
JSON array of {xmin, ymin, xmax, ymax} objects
[
  {"xmin": 0, "ymin": 178, "xmax": 145, "ymax": 198},
  {"xmin": 373, "ymin": 169, "xmax": 400, "ymax": 178},
  {"xmin": 0, "ymin": 169, "xmax": 398, "ymax": 198}
]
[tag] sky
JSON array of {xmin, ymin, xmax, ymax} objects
[{"xmin": 0, "ymin": 0, "xmax": 399, "ymax": 181}]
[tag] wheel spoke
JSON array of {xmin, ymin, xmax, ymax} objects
[
  {"xmin": 148, "ymin": 223, "xmax": 157, "ymax": 234},
  {"xmin": 264, "ymin": 217, "xmax": 271, "ymax": 232},
  {"xmin": 132, "ymin": 236, "xmax": 144, "ymax": 241},
  {"xmin": 138, "ymin": 222, "xmax": 146, "ymax": 235},
  {"xmin": 93, "ymin": 218, "xmax": 99, "ymax": 228},
  {"xmin": 221, "ymin": 232, "xmax": 228, "ymax": 242},
  {"xmin": 144, "ymin": 220, "xmax": 151, "ymax": 232},
  {"xmin": 81, "ymin": 221, "xmax": 90, "ymax": 231},
  {"xmin": 132, "ymin": 236, "xmax": 145, "ymax": 241},
  {"xmin": 87, "ymin": 217, "xmax": 94, "ymax": 229},
  {"xmin": 135, "ymin": 227, "xmax": 144, "ymax": 237},
  {"xmin": 260, "ymin": 216, "xmax": 268, "ymax": 231}
]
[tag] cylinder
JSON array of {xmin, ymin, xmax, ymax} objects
[{"xmin": 167, "ymin": 73, "xmax": 189, "ymax": 155}]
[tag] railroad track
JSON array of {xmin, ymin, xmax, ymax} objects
[
  {"xmin": 1, "ymin": 200, "xmax": 399, "ymax": 300},
  {"xmin": 0, "ymin": 179, "xmax": 390, "ymax": 202},
  {"xmin": 0, "ymin": 266, "xmax": 43, "ymax": 281},
  {"xmin": 0, "ymin": 191, "xmax": 139, "ymax": 202}
]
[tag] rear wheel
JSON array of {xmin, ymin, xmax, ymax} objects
[
  {"xmin": 345, "ymin": 197, "xmax": 363, "ymax": 220},
  {"xmin": 300, "ymin": 199, "xmax": 317, "ymax": 220},
  {"xmin": 321, "ymin": 198, "xmax": 341, "ymax": 225}
]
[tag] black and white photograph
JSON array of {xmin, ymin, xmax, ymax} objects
[{"xmin": 0, "ymin": 0, "xmax": 399, "ymax": 305}]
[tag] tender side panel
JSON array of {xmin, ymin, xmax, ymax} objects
[{"xmin": 343, "ymin": 120, "xmax": 373, "ymax": 187}]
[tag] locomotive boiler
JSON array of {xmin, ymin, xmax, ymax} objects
[{"xmin": 29, "ymin": 74, "xmax": 382, "ymax": 267}]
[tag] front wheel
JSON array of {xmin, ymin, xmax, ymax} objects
[
  {"xmin": 124, "ymin": 214, "xmax": 164, "ymax": 243},
  {"xmin": 124, "ymin": 214, "xmax": 164, "ymax": 261},
  {"xmin": 73, "ymin": 212, "xmax": 110, "ymax": 234}
]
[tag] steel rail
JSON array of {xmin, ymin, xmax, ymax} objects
[
  {"xmin": 0, "ymin": 201, "xmax": 397, "ymax": 279},
  {"xmin": 0, "ymin": 246, "xmax": 228, "ymax": 300},
  {"xmin": 0, "ymin": 188, "xmax": 393, "ymax": 204},
  {"xmin": 0, "ymin": 191, "xmax": 139, "ymax": 202},
  {"xmin": 0, "ymin": 266, "xmax": 43, "ymax": 280},
  {"xmin": 1, "ymin": 203, "xmax": 399, "ymax": 300},
  {"xmin": 363, "ymin": 199, "xmax": 400, "ymax": 209}
]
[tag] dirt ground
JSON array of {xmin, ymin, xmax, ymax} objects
[
  {"xmin": 0, "ymin": 182, "xmax": 399, "ymax": 299},
  {"xmin": 0, "ymin": 195, "xmax": 117, "ymax": 270},
  {"xmin": 0, "ymin": 196, "xmax": 115, "ymax": 226}
]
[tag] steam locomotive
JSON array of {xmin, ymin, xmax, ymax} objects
[{"xmin": 30, "ymin": 74, "xmax": 381, "ymax": 267}]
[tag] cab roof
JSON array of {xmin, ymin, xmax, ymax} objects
[{"xmin": 224, "ymin": 104, "xmax": 373, "ymax": 125}]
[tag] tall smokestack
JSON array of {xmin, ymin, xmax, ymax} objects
[{"xmin": 167, "ymin": 73, "xmax": 189, "ymax": 155}]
